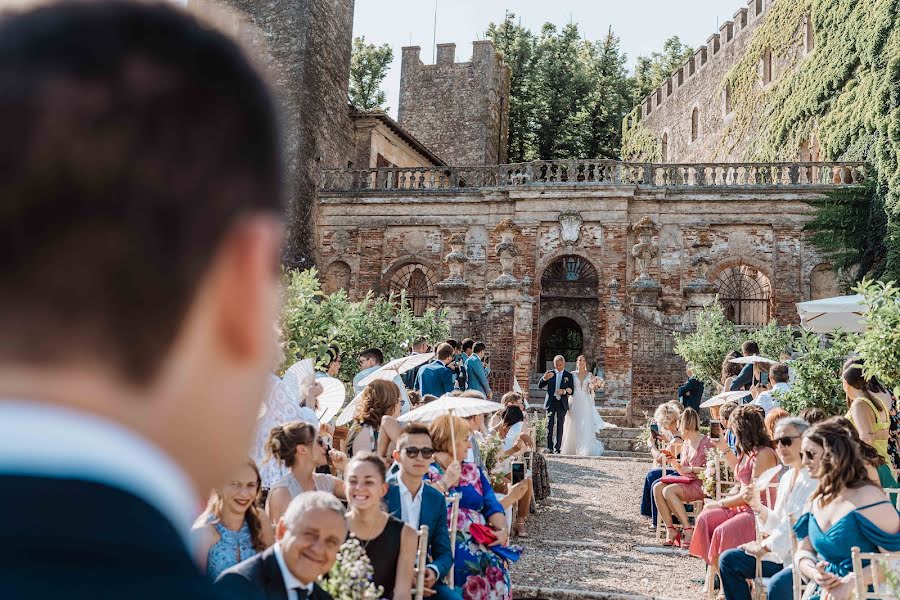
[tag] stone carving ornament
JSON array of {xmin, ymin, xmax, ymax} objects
[
  {"xmin": 493, "ymin": 219, "xmax": 521, "ymax": 284},
  {"xmin": 557, "ymin": 210, "xmax": 583, "ymax": 245},
  {"xmin": 631, "ymin": 216, "xmax": 659, "ymax": 282},
  {"xmin": 443, "ymin": 233, "xmax": 468, "ymax": 282}
]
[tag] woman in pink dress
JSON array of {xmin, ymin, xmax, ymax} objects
[
  {"xmin": 653, "ymin": 407, "xmax": 714, "ymax": 547},
  {"xmin": 689, "ymin": 406, "xmax": 779, "ymax": 569}
]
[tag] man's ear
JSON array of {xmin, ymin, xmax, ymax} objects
[{"xmin": 275, "ymin": 517, "xmax": 286, "ymax": 541}]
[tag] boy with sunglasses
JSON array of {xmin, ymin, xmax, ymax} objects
[{"xmin": 387, "ymin": 424, "xmax": 460, "ymax": 599}]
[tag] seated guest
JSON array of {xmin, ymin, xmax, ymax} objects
[
  {"xmin": 718, "ymin": 351, "xmax": 744, "ymax": 409},
  {"xmin": 729, "ymin": 341, "xmax": 762, "ymax": 394},
  {"xmin": 387, "ymin": 425, "xmax": 460, "ymax": 600},
  {"xmin": 690, "ymin": 406, "xmax": 779, "ymax": 570},
  {"xmin": 318, "ymin": 344, "xmax": 342, "ymax": 378},
  {"xmin": 719, "ymin": 417, "xmax": 817, "ymax": 600},
  {"xmin": 417, "ymin": 343, "xmax": 457, "ymax": 397},
  {"xmin": 407, "ymin": 390, "xmax": 424, "ymax": 410},
  {"xmin": 265, "ymin": 422, "xmax": 345, "ymax": 526},
  {"xmin": 426, "ymin": 415, "xmax": 512, "ymax": 600},
  {"xmin": 193, "ymin": 459, "xmax": 275, "ymax": 579},
  {"xmin": 678, "ymin": 365, "xmax": 705, "ymax": 413},
  {"xmin": 751, "ymin": 362, "xmax": 790, "ymax": 415},
  {"xmin": 216, "ymin": 492, "xmax": 346, "ymax": 599},
  {"xmin": 794, "ymin": 421, "xmax": 900, "ymax": 598},
  {"xmin": 465, "ymin": 342, "xmax": 492, "ymax": 399},
  {"xmin": 829, "ymin": 416, "xmax": 899, "ymax": 491},
  {"xmin": 346, "ymin": 453, "xmax": 417, "ymax": 600},
  {"xmin": 346, "ymin": 379, "xmax": 401, "ymax": 458},
  {"xmin": 714, "ymin": 401, "xmax": 741, "ymax": 470},
  {"xmin": 640, "ymin": 401, "xmax": 684, "ymax": 528},
  {"xmin": 653, "ymin": 408, "xmax": 714, "ymax": 547},
  {"xmin": 764, "ymin": 408, "xmax": 790, "ymax": 440},
  {"xmin": 489, "ymin": 392, "xmax": 527, "ymax": 431},
  {"xmin": 842, "ymin": 360, "xmax": 897, "ymax": 477},
  {"xmin": 496, "ymin": 405, "xmax": 534, "ymax": 537}
]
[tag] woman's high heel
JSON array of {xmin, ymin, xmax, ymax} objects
[
  {"xmin": 681, "ymin": 526, "xmax": 694, "ymax": 547},
  {"xmin": 663, "ymin": 526, "xmax": 681, "ymax": 547}
]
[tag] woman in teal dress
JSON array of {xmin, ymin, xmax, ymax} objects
[{"xmin": 794, "ymin": 421, "xmax": 900, "ymax": 599}]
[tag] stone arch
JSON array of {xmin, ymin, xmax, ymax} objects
[
  {"xmin": 709, "ymin": 259, "xmax": 773, "ymax": 326},
  {"xmin": 321, "ymin": 260, "xmax": 352, "ymax": 295},
  {"xmin": 538, "ymin": 309, "xmax": 593, "ymax": 372},
  {"xmin": 381, "ymin": 256, "xmax": 441, "ymax": 317}
]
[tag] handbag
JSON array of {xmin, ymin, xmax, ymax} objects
[
  {"xmin": 467, "ymin": 523, "xmax": 522, "ymax": 562},
  {"xmin": 661, "ymin": 475, "xmax": 693, "ymax": 485}
]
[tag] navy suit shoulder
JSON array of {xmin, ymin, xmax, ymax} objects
[{"xmin": 0, "ymin": 475, "xmax": 231, "ymax": 600}]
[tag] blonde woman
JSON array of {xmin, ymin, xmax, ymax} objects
[{"xmin": 640, "ymin": 401, "xmax": 684, "ymax": 528}]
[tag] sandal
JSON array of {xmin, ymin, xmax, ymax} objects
[
  {"xmin": 663, "ymin": 526, "xmax": 681, "ymax": 547},
  {"xmin": 514, "ymin": 521, "xmax": 528, "ymax": 538},
  {"xmin": 681, "ymin": 526, "xmax": 694, "ymax": 546}
]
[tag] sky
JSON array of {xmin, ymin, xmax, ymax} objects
[{"xmin": 353, "ymin": 0, "xmax": 740, "ymax": 118}]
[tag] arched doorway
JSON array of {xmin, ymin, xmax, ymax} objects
[
  {"xmin": 714, "ymin": 265, "xmax": 772, "ymax": 326},
  {"xmin": 539, "ymin": 317, "xmax": 583, "ymax": 372},
  {"xmin": 387, "ymin": 262, "xmax": 438, "ymax": 317}
]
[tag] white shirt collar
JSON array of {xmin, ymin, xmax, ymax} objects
[
  {"xmin": 275, "ymin": 543, "xmax": 315, "ymax": 597},
  {"xmin": 397, "ymin": 475, "xmax": 424, "ymax": 503},
  {"xmin": 0, "ymin": 400, "xmax": 198, "ymax": 550},
  {"xmin": 772, "ymin": 382, "xmax": 790, "ymax": 392}
]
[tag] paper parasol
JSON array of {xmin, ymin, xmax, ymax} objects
[
  {"xmin": 282, "ymin": 358, "xmax": 315, "ymax": 401},
  {"xmin": 700, "ymin": 390, "xmax": 751, "ymax": 408},
  {"xmin": 512, "ymin": 378, "xmax": 524, "ymax": 394},
  {"xmin": 334, "ymin": 392, "xmax": 363, "ymax": 427},
  {"xmin": 315, "ymin": 376, "xmax": 345, "ymax": 423},
  {"xmin": 398, "ymin": 395, "xmax": 503, "ymax": 424},
  {"xmin": 358, "ymin": 352, "xmax": 435, "ymax": 387},
  {"xmin": 729, "ymin": 355, "xmax": 777, "ymax": 365}
]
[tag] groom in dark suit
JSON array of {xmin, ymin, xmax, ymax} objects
[{"xmin": 539, "ymin": 355, "xmax": 575, "ymax": 453}]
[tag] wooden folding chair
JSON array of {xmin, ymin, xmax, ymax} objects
[
  {"xmin": 884, "ymin": 487, "xmax": 900, "ymax": 510},
  {"xmin": 851, "ymin": 546, "xmax": 900, "ymax": 599},
  {"xmin": 411, "ymin": 524, "xmax": 429, "ymax": 600},
  {"xmin": 445, "ymin": 493, "xmax": 460, "ymax": 587},
  {"xmin": 714, "ymin": 451, "xmax": 736, "ymax": 500},
  {"xmin": 788, "ymin": 522, "xmax": 815, "ymax": 600},
  {"xmin": 749, "ymin": 482, "xmax": 781, "ymax": 600}
]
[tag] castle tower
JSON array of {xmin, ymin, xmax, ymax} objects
[{"xmin": 398, "ymin": 41, "xmax": 511, "ymax": 166}]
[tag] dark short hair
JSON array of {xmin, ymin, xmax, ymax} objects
[
  {"xmin": 0, "ymin": 1, "xmax": 282, "ymax": 383},
  {"xmin": 742, "ymin": 341, "xmax": 760, "ymax": 356},
  {"xmin": 473, "ymin": 341, "xmax": 487, "ymax": 354},
  {"xmin": 799, "ymin": 407, "xmax": 827, "ymax": 425},
  {"xmin": 462, "ymin": 338, "xmax": 475, "ymax": 352},
  {"xmin": 325, "ymin": 344, "xmax": 341, "ymax": 366},
  {"xmin": 435, "ymin": 342, "xmax": 454, "ymax": 361},
  {"xmin": 358, "ymin": 348, "xmax": 384, "ymax": 365},
  {"xmin": 445, "ymin": 339, "xmax": 459, "ymax": 351},
  {"xmin": 770, "ymin": 362, "xmax": 789, "ymax": 383},
  {"xmin": 397, "ymin": 423, "xmax": 431, "ymax": 448},
  {"xmin": 501, "ymin": 405, "xmax": 525, "ymax": 427}
]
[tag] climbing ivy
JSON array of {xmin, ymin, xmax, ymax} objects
[{"xmin": 621, "ymin": 108, "xmax": 660, "ymax": 162}]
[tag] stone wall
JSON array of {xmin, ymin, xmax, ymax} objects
[{"xmin": 398, "ymin": 41, "xmax": 510, "ymax": 166}]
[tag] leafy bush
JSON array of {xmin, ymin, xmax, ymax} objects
[
  {"xmin": 748, "ymin": 321, "xmax": 796, "ymax": 364},
  {"xmin": 856, "ymin": 279, "xmax": 900, "ymax": 390},
  {"xmin": 674, "ymin": 302, "xmax": 740, "ymax": 388},
  {"xmin": 279, "ymin": 269, "xmax": 450, "ymax": 382},
  {"xmin": 774, "ymin": 330, "xmax": 859, "ymax": 416}
]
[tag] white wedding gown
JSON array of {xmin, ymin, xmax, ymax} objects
[{"xmin": 559, "ymin": 373, "xmax": 613, "ymax": 456}]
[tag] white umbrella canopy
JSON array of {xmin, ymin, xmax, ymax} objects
[
  {"xmin": 398, "ymin": 395, "xmax": 503, "ymax": 424},
  {"xmin": 357, "ymin": 352, "xmax": 435, "ymax": 387},
  {"xmin": 700, "ymin": 390, "xmax": 751, "ymax": 408},
  {"xmin": 315, "ymin": 377, "xmax": 346, "ymax": 423},
  {"xmin": 281, "ymin": 358, "xmax": 315, "ymax": 401},
  {"xmin": 334, "ymin": 392, "xmax": 362, "ymax": 427},
  {"xmin": 729, "ymin": 355, "xmax": 778, "ymax": 365},
  {"xmin": 797, "ymin": 294, "xmax": 867, "ymax": 333}
]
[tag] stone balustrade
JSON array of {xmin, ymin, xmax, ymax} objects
[{"xmin": 319, "ymin": 160, "xmax": 867, "ymax": 192}]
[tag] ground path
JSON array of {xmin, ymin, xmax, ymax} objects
[{"xmin": 510, "ymin": 456, "xmax": 705, "ymax": 599}]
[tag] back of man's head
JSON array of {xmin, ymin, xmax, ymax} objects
[
  {"xmin": 412, "ymin": 337, "xmax": 429, "ymax": 352},
  {"xmin": 435, "ymin": 342, "xmax": 454, "ymax": 361},
  {"xmin": 770, "ymin": 362, "xmax": 789, "ymax": 384},
  {"xmin": 358, "ymin": 348, "xmax": 384, "ymax": 365},
  {"xmin": 472, "ymin": 341, "xmax": 486, "ymax": 355},
  {"xmin": 0, "ymin": 0, "xmax": 282, "ymax": 383},
  {"xmin": 741, "ymin": 341, "xmax": 760, "ymax": 356},
  {"xmin": 462, "ymin": 338, "xmax": 474, "ymax": 353}
]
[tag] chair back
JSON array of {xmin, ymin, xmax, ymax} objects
[
  {"xmin": 851, "ymin": 545, "xmax": 900, "ymax": 599},
  {"xmin": 884, "ymin": 487, "xmax": 900, "ymax": 510},
  {"xmin": 445, "ymin": 493, "xmax": 461, "ymax": 586},
  {"xmin": 714, "ymin": 451, "xmax": 736, "ymax": 500},
  {"xmin": 411, "ymin": 524, "xmax": 429, "ymax": 600}
]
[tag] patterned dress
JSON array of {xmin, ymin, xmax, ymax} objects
[
  {"xmin": 205, "ymin": 519, "xmax": 257, "ymax": 580},
  {"xmin": 426, "ymin": 462, "xmax": 511, "ymax": 600}
]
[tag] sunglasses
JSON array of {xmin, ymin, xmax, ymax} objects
[
  {"xmin": 403, "ymin": 446, "xmax": 434, "ymax": 459},
  {"xmin": 800, "ymin": 450, "xmax": 819, "ymax": 462},
  {"xmin": 774, "ymin": 435, "xmax": 801, "ymax": 447}
]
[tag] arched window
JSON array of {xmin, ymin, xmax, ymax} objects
[
  {"xmin": 714, "ymin": 265, "xmax": 772, "ymax": 326},
  {"xmin": 388, "ymin": 263, "xmax": 438, "ymax": 317},
  {"xmin": 690, "ymin": 107, "xmax": 699, "ymax": 142},
  {"xmin": 661, "ymin": 133, "xmax": 669, "ymax": 163}
]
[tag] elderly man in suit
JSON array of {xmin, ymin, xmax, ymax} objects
[
  {"xmin": 217, "ymin": 492, "xmax": 345, "ymax": 599},
  {"xmin": 387, "ymin": 424, "xmax": 461, "ymax": 600},
  {"xmin": 416, "ymin": 342, "xmax": 457, "ymax": 397},
  {"xmin": 539, "ymin": 355, "xmax": 575, "ymax": 453},
  {"xmin": 0, "ymin": 3, "xmax": 284, "ymax": 598}
]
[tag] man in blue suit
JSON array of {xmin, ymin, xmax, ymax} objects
[
  {"xmin": 465, "ymin": 341, "xmax": 492, "ymax": 399},
  {"xmin": 387, "ymin": 424, "xmax": 460, "ymax": 599},
  {"xmin": 539, "ymin": 355, "xmax": 575, "ymax": 453},
  {"xmin": 0, "ymin": 3, "xmax": 284, "ymax": 598},
  {"xmin": 416, "ymin": 342, "xmax": 457, "ymax": 397}
]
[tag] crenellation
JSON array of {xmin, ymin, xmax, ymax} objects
[
  {"xmin": 708, "ymin": 33, "xmax": 720, "ymax": 55},
  {"xmin": 720, "ymin": 21, "xmax": 734, "ymax": 44},
  {"xmin": 734, "ymin": 7, "xmax": 748, "ymax": 29},
  {"xmin": 435, "ymin": 43, "xmax": 456, "ymax": 65}
]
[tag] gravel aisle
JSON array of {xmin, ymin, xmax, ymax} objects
[{"xmin": 510, "ymin": 456, "xmax": 706, "ymax": 599}]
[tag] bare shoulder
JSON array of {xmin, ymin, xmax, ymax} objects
[
  {"xmin": 400, "ymin": 520, "xmax": 419, "ymax": 542},
  {"xmin": 191, "ymin": 522, "xmax": 220, "ymax": 552},
  {"xmin": 855, "ymin": 485, "xmax": 899, "ymax": 532}
]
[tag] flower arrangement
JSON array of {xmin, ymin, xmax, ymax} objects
[
  {"xmin": 528, "ymin": 413, "xmax": 547, "ymax": 449},
  {"xmin": 637, "ymin": 412, "xmax": 657, "ymax": 452},
  {"xmin": 478, "ymin": 434, "xmax": 503, "ymax": 473},
  {"xmin": 700, "ymin": 447, "xmax": 729, "ymax": 499},
  {"xmin": 318, "ymin": 536, "xmax": 383, "ymax": 600}
]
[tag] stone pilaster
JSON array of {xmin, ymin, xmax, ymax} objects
[{"xmin": 436, "ymin": 233, "xmax": 469, "ymax": 335}]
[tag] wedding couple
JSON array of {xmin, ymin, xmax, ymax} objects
[{"xmin": 539, "ymin": 355, "xmax": 613, "ymax": 455}]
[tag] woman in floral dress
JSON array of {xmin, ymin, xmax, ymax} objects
[{"xmin": 426, "ymin": 414, "xmax": 512, "ymax": 600}]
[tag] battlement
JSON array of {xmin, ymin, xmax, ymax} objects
[{"xmin": 398, "ymin": 39, "xmax": 510, "ymax": 166}]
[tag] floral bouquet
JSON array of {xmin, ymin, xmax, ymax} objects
[
  {"xmin": 318, "ymin": 536, "xmax": 383, "ymax": 600},
  {"xmin": 528, "ymin": 412, "xmax": 548, "ymax": 449},
  {"xmin": 477, "ymin": 434, "xmax": 507, "ymax": 488},
  {"xmin": 700, "ymin": 447, "xmax": 728, "ymax": 499},
  {"xmin": 637, "ymin": 412, "xmax": 656, "ymax": 452}
]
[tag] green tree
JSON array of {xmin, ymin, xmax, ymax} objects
[
  {"xmin": 774, "ymin": 330, "xmax": 859, "ymax": 416},
  {"xmin": 674, "ymin": 302, "xmax": 741, "ymax": 389},
  {"xmin": 349, "ymin": 36, "xmax": 393, "ymax": 111},
  {"xmin": 630, "ymin": 36, "xmax": 694, "ymax": 105},
  {"xmin": 855, "ymin": 279, "xmax": 900, "ymax": 391}
]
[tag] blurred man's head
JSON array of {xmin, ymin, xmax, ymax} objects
[
  {"xmin": 277, "ymin": 492, "xmax": 347, "ymax": 585},
  {"xmin": 0, "ymin": 1, "xmax": 284, "ymax": 492}
]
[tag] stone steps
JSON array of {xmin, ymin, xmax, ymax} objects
[{"xmin": 598, "ymin": 426, "xmax": 646, "ymax": 454}]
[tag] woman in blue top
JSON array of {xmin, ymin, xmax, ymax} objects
[{"xmin": 794, "ymin": 421, "xmax": 900, "ymax": 600}]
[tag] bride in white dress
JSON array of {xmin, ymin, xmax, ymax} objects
[{"xmin": 560, "ymin": 355, "xmax": 614, "ymax": 456}]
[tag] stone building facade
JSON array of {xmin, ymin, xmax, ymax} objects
[{"xmin": 398, "ymin": 42, "xmax": 511, "ymax": 166}]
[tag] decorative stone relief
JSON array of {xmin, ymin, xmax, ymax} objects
[
  {"xmin": 437, "ymin": 233, "xmax": 470, "ymax": 305},
  {"xmin": 322, "ymin": 261, "xmax": 351, "ymax": 295},
  {"xmin": 558, "ymin": 210, "xmax": 583, "ymax": 246},
  {"xmin": 608, "ymin": 277, "xmax": 621, "ymax": 305},
  {"xmin": 402, "ymin": 230, "xmax": 427, "ymax": 254},
  {"xmin": 488, "ymin": 219, "xmax": 522, "ymax": 303},
  {"xmin": 329, "ymin": 229, "xmax": 352, "ymax": 253},
  {"xmin": 465, "ymin": 226, "xmax": 488, "ymax": 262},
  {"xmin": 629, "ymin": 216, "xmax": 662, "ymax": 305}
]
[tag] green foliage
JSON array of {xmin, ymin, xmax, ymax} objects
[
  {"xmin": 855, "ymin": 279, "xmax": 900, "ymax": 390},
  {"xmin": 674, "ymin": 302, "xmax": 740, "ymax": 388},
  {"xmin": 279, "ymin": 269, "xmax": 449, "ymax": 382},
  {"xmin": 774, "ymin": 330, "xmax": 859, "ymax": 416},
  {"xmin": 748, "ymin": 321, "xmax": 796, "ymax": 362},
  {"xmin": 621, "ymin": 109, "xmax": 661, "ymax": 161},
  {"xmin": 349, "ymin": 36, "xmax": 393, "ymax": 111}
]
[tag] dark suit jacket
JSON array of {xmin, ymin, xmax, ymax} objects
[
  {"xmin": 678, "ymin": 376, "xmax": 705, "ymax": 411},
  {"xmin": 0, "ymin": 475, "xmax": 231, "ymax": 600},
  {"xmin": 416, "ymin": 361, "xmax": 455, "ymax": 397},
  {"xmin": 538, "ymin": 369, "xmax": 574, "ymax": 412},
  {"xmin": 215, "ymin": 547, "xmax": 331, "ymax": 600},
  {"xmin": 385, "ymin": 482, "xmax": 453, "ymax": 580}
]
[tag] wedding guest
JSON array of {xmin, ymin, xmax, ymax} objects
[
  {"xmin": 346, "ymin": 379, "xmax": 402, "ymax": 458},
  {"xmin": 489, "ymin": 392, "xmax": 526, "ymax": 430},
  {"xmin": 466, "ymin": 342, "xmax": 493, "ymax": 399},
  {"xmin": 751, "ymin": 362, "xmax": 790, "ymax": 415},
  {"xmin": 799, "ymin": 407, "xmax": 827, "ymax": 425},
  {"xmin": 720, "ymin": 351, "xmax": 743, "ymax": 395},
  {"xmin": 319, "ymin": 344, "xmax": 342, "ymax": 378},
  {"xmin": 464, "ymin": 408, "xmax": 488, "ymax": 468},
  {"xmin": 408, "ymin": 390, "xmax": 424, "ymax": 409},
  {"xmin": 193, "ymin": 459, "xmax": 275, "ymax": 579},
  {"xmin": 346, "ymin": 453, "xmax": 417, "ymax": 600},
  {"xmin": 729, "ymin": 341, "xmax": 762, "ymax": 393},
  {"xmin": 402, "ymin": 337, "xmax": 431, "ymax": 389},
  {"xmin": 842, "ymin": 360, "xmax": 896, "ymax": 476},
  {"xmin": 719, "ymin": 417, "xmax": 817, "ymax": 600},
  {"xmin": 386, "ymin": 425, "xmax": 459, "ymax": 600},
  {"xmin": 458, "ymin": 338, "xmax": 475, "ymax": 389},
  {"xmin": 793, "ymin": 421, "xmax": 900, "ymax": 599},
  {"xmin": 426, "ymin": 415, "xmax": 512, "ymax": 600},
  {"xmin": 690, "ymin": 406, "xmax": 778, "ymax": 570},
  {"xmin": 496, "ymin": 405, "xmax": 534, "ymax": 537},
  {"xmin": 353, "ymin": 347, "xmax": 411, "ymax": 413},
  {"xmin": 653, "ymin": 408, "xmax": 714, "ymax": 547},
  {"xmin": 265, "ymin": 422, "xmax": 345, "ymax": 525},
  {"xmin": 446, "ymin": 338, "xmax": 463, "ymax": 385},
  {"xmin": 0, "ymin": 3, "xmax": 284, "ymax": 597},
  {"xmin": 678, "ymin": 365, "xmax": 705, "ymax": 413},
  {"xmin": 216, "ymin": 492, "xmax": 346, "ymax": 600},
  {"xmin": 829, "ymin": 416, "xmax": 898, "ymax": 490},
  {"xmin": 764, "ymin": 408, "xmax": 790, "ymax": 439},
  {"xmin": 417, "ymin": 343, "xmax": 457, "ymax": 397},
  {"xmin": 640, "ymin": 401, "xmax": 684, "ymax": 528},
  {"xmin": 714, "ymin": 401, "xmax": 741, "ymax": 470}
]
